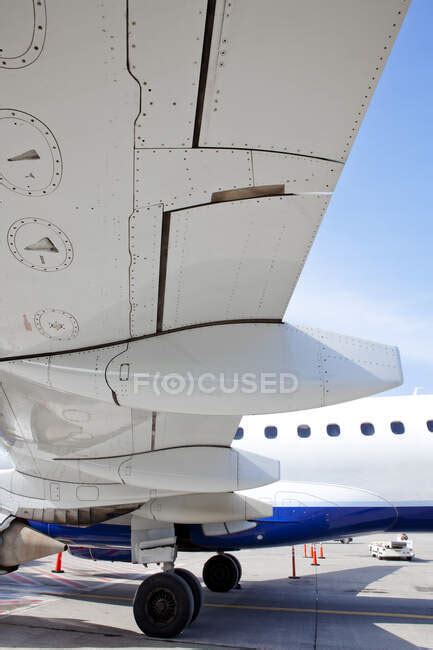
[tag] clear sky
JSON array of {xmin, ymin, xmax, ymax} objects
[{"xmin": 286, "ymin": 0, "xmax": 433, "ymax": 396}]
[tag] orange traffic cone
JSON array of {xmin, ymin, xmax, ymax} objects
[
  {"xmin": 311, "ymin": 546, "xmax": 320, "ymax": 566},
  {"xmin": 319, "ymin": 543, "xmax": 326, "ymax": 560},
  {"xmin": 52, "ymin": 552, "xmax": 64, "ymax": 574},
  {"xmin": 303, "ymin": 543, "xmax": 307, "ymax": 558},
  {"xmin": 310, "ymin": 544, "xmax": 314, "ymax": 558}
]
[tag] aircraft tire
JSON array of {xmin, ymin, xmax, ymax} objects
[
  {"xmin": 202, "ymin": 553, "xmax": 240, "ymax": 592},
  {"xmin": 174, "ymin": 568, "xmax": 203, "ymax": 622},
  {"xmin": 133, "ymin": 572, "xmax": 194, "ymax": 638},
  {"xmin": 225, "ymin": 553, "xmax": 242, "ymax": 581}
]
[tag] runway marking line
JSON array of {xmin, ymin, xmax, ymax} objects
[
  {"xmin": 65, "ymin": 592, "xmax": 433, "ymax": 621},
  {"xmin": 205, "ymin": 603, "xmax": 433, "ymax": 621}
]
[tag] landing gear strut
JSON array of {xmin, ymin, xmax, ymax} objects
[
  {"xmin": 133, "ymin": 568, "xmax": 203, "ymax": 638},
  {"xmin": 202, "ymin": 553, "xmax": 241, "ymax": 592}
]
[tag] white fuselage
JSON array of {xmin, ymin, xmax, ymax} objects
[{"xmin": 234, "ymin": 394, "xmax": 433, "ymax": 508}]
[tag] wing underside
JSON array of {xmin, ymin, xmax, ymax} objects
[
  {"xmin": 0, "ymin": 1, "xmax": 407, "ymax": 502},
  {"xmin": 0, "ymin": 0, "xmax": 408, "ymax": 359}
]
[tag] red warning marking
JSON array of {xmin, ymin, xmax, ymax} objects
[
  {"xmin": 5, "ymin": 572, "xmax": 39, "ymax": 586},
  {"xmin": 0, "ymin": 598, "xmax": 39, "ymax": 615},
  {"xmin": 23, "ymin": 314, "xmax": 32, "ymax": 331},
  {"xmin": 39, "ymin": 570, "xmax": 88, "ymax": 589}
]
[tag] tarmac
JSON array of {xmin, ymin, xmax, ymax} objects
[{"xmin": 0, "ymin": 533, "xmax": 432, "ymax": 649}]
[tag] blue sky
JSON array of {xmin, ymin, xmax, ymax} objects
[{"xmin": 286, "ymin": 0, "xmax": 433, "ymax": 395}]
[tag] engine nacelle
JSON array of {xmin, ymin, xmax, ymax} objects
[{"xmin": 0, "ymin": 520, "xmax": 67, "ymax": 570}]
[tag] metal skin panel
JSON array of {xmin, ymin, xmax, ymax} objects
[
  {"xmin": 134, "ymin": 149, "xmax": 340, "ymax": 212},
  {"xmin": 162, "ymin": 195, "xmax": 329, "ymax": 329},
  {"xmin": 129, "ymin": 204, "xmax": 163, "ymax": 337},
  {"xmin": 3, "ymin": 323, "xmax": 401, "ymax": 416},
  {"xmin": 251, "ymin": 151, "xmax": 343, "ymax": 195},
  {"xmin": 134, "ymin": 148, "xmax": 254, "ymax": 211},
  {"xmin": 129, "ymin": 0, "xmax": 207, "ymax": 148},
  {"xmin": 200, "ymin": 0, "xmax": 408, "ymax": 160},
  {"xmin": 0, "ymin": 467, "xmax": 154, "ymax": 514},
  {"xmin": 0, "ymin": 1, "xmax": 159, "ymax": 358},
  {"xmin": 153, "ymin": 412, "xmax": 240, "ymax": 450}
]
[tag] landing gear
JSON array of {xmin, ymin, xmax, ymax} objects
[
  {"xmin": 133, "ymin": 571, "xmax": 199, "ymax": 638},
  {"xmin": 202, "ymin": 553, "xmax": 241, "ymax": 592},
  {"xmin": 133, "ymin": 566, "xmax": 203, "ymax": 638}
]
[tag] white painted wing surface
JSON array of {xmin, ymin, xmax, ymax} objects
[{"xmin": 0, "ymin": 0, "xmax": 408, "ymax": 358}]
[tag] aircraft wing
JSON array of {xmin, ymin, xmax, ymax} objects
[
  {"xmin": 0, "ymin": 0, "xmax": 408, "ymax": 360},
  {"xmin": 0, "ymin": 2, "xmax": 406, "ymax": 513}
]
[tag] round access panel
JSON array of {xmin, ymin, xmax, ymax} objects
[
  {"xmin": 8, "ymin": 218, "xmax": 73, "ymax": 271},
  {"xmin": 0, "ymin": 110, "xmax": 62, "ymax": 195},
  {"xmin": 0, "ymin": 0, "xmax": 46, "ymax": 69},
  {"xmin": 34, "ymin": 309, "xmax": 79, "ymax": 341}
]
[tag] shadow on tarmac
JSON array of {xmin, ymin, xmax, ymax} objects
[{"xmin": 0, "ymin": 564, "xmax": 431, "ymax": 649}]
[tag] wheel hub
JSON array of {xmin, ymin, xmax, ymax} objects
[{"xmin": 147, "ymin": 588, "xmax": 177, "ymax": 624}]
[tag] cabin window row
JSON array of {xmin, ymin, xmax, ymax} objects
[{"xmin": 233, "ymin": 420, "xmax": 433, "ymax": 440}]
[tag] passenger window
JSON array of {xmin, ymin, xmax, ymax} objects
[
  {"xmin": 264, "ymin": 426, "xmax": 278, "ymax": 439},
  {"xmin": 391, "ymin": 421, "xmax": 405, "ymax": 435},
  {"xmin": 234, "ymin": 427, "xmax": 244, "ymax": 440},
  {"xmin": 427, "ymin": 420, "xmax": 433, "ymax": 433},
  {"xmin": 297, "ymin": 424, "xmax": 311, "ymax": 438},
  {"xmin": 361, "ymin": 422, "xmax": 375, "ymax": 436},
  {"xmin": 327, "ymin": 423, "xmax": 340, "ymax": 437}
]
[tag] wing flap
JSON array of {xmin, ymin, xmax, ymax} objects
[{"xmin": 162, "ymin": 194, "xmax": 329, "ymax": 329}]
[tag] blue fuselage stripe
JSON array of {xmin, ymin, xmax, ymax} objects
[{"xmin": 29, "ymin": 505, "xmax": 433, "ymax": 562}]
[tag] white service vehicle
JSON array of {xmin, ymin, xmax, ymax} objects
[{"xmin": 369, "ymin": 539, "xmax": 415, "ymax": 561}]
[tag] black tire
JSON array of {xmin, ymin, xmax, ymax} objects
[
  {"xmin": 133, "ymin": 572, "xmax": 194, "ymax": 638},
  {"xmin": 202, "ymin": 554, "xmax": 240, "ymax": 592},
  {"xmin": 225, "ymin": 553, "xmax": 242, "ymax": 581},
  {"xmin": 174, "ymin": 568, "xmax": 203, "ymax": 623}
]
